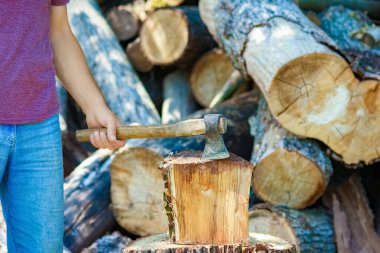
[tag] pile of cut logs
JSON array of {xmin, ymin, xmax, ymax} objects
[{"xmin": 8, "ymin": 0, "xmax": 380, "ymax": 252}]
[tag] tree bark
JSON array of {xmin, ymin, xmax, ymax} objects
[
  {"xmin": 64, "ymin": 150, "xmax": 115, "ymax": 253},
  {"xmin": 126, "ymin": 38, "xmax": 154, "ymax": 73},
  {"xmin": 199, "ymin": 0, "xmax": 380, "ymax": 165},
  {"xmin": 140, "ymin": 7, "xmax": 215, "ymax": 66},
  {"xmin": 82, "ymin": 232, "xmax": 131, "ymax": 253},
  {"xmin": 249, "ymin": 204, "xmax": 336, "ymax": 253},
  {"xmin": 109, "ymin": 91, "xmax": 258, "ymax": 236},
  {"xmin": 250, "ymin": 94, "xmax": 333, "ymax": 209},
  {"xmin": 122, "ymin": 233, "xmax": 295, "ymax": 253},
  {"xmin": 67, "ymin": 0, "xmax": 160, "ymax": 126},
  {"xmin": 162, "ymin": 69, "xmax": 197, "ymax": 124},
  {"xmin": 105, "ymin": 4, "xmax": 140, "ymax": 42},
  {"xmin": 295, "ymin": 0, "xmax": 380, "ymax": 20},
  {"xmin": 319, "ymin": 5, "xmax": 380, "ymax": 80},
  {"xmin": 161, "ymin": 151, "xmax": 253, "ymax": 245},
  {"xmin": 322, "ymin": 175, "xmax": 380, "ymax": 253},
  {"xmin": 190, "ymin": 49, "xmax": 244, "ymax": 107}
]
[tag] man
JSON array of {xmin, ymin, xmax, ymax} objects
[{"xmin": 0, "ymin": 0, "xmax": 125, "ymax": 252}]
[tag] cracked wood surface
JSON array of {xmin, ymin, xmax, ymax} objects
[
  {"xmin": 199, "ymin": 0, "xmax": 380, "ymax": 165},
  {"xmin": 250, "ymin": 94, "xmax": 332, "ymax": 209}
]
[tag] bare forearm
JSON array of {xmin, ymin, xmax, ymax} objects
[{"xmin": 51, "ymin": 30, "xmax": 106, "ymax": 115}]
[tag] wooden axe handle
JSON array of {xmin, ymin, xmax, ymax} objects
[{"xmin": 76, "ymin": 118, "xmax": 227, "ymax": 142}]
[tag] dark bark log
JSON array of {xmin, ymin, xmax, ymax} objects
[
  {"xmin": 250, "ymin": 94, "xmax": 333, "ymax": 209},
  {"xmin": 122, "ymin": 233, "xmax": 295, "ymax": 253},
  {"xmin": 322, "ymin": 175, "xmax": 380, "ymax": 253},
  {"xmin": 319, "ymin": 5, "xmax": 380, "ymax": 80},
  {"xmin": 82, "ymin": 232, "xmax": 131, "ymax": 253},
  {"xmin": 140, "ymin": 7, "xmax": 215, "ymax": 66},
  {"xmin": 296, "ymin": 0, "xmax": 380, "ymax": 20},
  {"xmin": 64, "ymin": 150, "xmax": 115, "ymax": 253},
  {"xmin": 67, "ymin": 0, "xmax": 160, "ymax": 126},
  {"xmin": 162, "ymin": 69, "xmax": 197, "ymax": 124},
  {"xmin": 199, "ymin": 0, "xmax": 380, "ymax": 165},
  {"xmin": 110, "ymin": 91, "xmax": 258, "ymax": 236},
  {"xmin": 161, "ymin": 151, "xmax": 253, "ymax": 245},
  {"xmin": 105, "ymin": 4, "xmax": 140, "ymax": 42},
  {"xmin": 249, "ymin": 204, "xmax": 336, "ymax": 253},
  {"xmin": 361, "ymin": 165, "xmax": 380, "ymax": 235}
]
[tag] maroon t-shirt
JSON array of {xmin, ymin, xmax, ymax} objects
[{"xmin": 0, "ymin": 0, "xmax": 70, "ymax": 124}]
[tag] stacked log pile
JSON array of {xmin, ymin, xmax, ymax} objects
[{"xmin": 55, "ymin": 0, "xmax": 380, "ymax": 252}]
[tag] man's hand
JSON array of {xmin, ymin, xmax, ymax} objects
[{"xmin": 85, "ymin": 103, "xmax": 126, "ymax": 150}]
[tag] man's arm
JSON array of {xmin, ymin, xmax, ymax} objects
[{"xmin": 50, "ymin": 5, "xmax": 125, "ymax": 150}]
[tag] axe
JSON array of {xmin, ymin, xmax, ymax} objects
[{"xmin": 75, "ymin": 114, "xmax": 229, "ymax": 160}]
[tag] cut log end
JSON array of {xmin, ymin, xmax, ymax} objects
[
  {"xmin": 110, "ymin": 147, "xmax": 167, "ymax": 236},
  {"xmin": 162, "ymin": 151, "xmax": 253, "ymax": 245},
  {"xmin": 253, "ymin": 148, "xmax": 326, "ymax": 209},
  {"xmin": 140, "ymin": 9, "xmax": 189, "ymax": 65},
  {"xmin": 190, "ymin": 49, "xmax": 237, "ymax": 107},
  {"xmin": 106, "ymin": 5, "xmax": 140, "ymax": 42},
  {"xmin": 268, "ymin": 53, "xmax": 380, "ymax": 164},
  {"xmin": 122, "ymin": 233, "xmax": 295, "ymax": 253}
]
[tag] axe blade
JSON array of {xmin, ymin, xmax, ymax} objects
[{"xmin": 202, "ymin": 114, "xmax": 230, "ymax": 161}]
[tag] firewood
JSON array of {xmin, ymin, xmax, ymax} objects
[
  {"xmin": 250, "ymin": 95, "xmax": 333, "ymax": 209},
  {"xmin": 140, "ymin": 7, "xmax": 215, "ymax": 66},
  {"xmin": 319, "ymin": 6, "xmax": 380, "ymax": 80},
  {"xmin": 110, "ymin": 91, "xmax": 257, "ymax": 236},
  {"xmin": 64, "ymin": 150, "xmax": 115, "ymax": 253},
  {"xmin": 323, "ymin": 175, "xmax": 380, "ymax": 253},
  {"xmin": 126, "ymin": 38, "xmax": 154, "ymax": 73},
  {"xmin": 67, "ymin": 0, "xmax": 160, "ymax": 126},
  {"xmin": 295, "ymin": 0, "xmax": 380, "ymax": 20},
  {"xmin": 249, "ymin": 204, "xmax": 336, "ymax": 253},
  {"xmin": 190, "ymin": 49, "xmax": 245, "ymax": 107},
  {"xmin": 162, "ymin": 69, "xmax": 197, "ymax": 124},
  {"xmin": 361, "ymin": 166, "xmax": 380, "ymax": 235},
  {"xmin": 161, "ymin": 151, "xmax": 253, "ymax": 244},
  {"xmin": 82, "ymin": 232, "xmax": 131, "ymax": 253},
  {"xmin": 145, "ymin": 0, "xmax": 198, "ymax": 10},
  {"xmin": 122, "ymin": 233, "xmax": 295, "ymax": 253},
  {"xmin": 199, "ymin": 0, "xmax": 380, "ymax": 165},
  {"xmin": 105, "ymin": 4, "xmax": 140, "ymax": 42}
]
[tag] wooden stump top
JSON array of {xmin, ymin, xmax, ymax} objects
[{"xmin": 122, "ymin": 233, "xmax": 296, "ymax": 253}]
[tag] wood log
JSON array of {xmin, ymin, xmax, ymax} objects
[
  {"xmin": 250, "ymin": 94, "xmax": 333, "ymax": 209},
  {"xmin": 145, "ymin": 0, "xmax": 199, "ymax": 10},
  {"xmin": 110, "ymin": 91, "xmax": 257, "ymax": 236},
  {"xmin": 361, "ymin": 165, "xmax": 380, "ymax": 235},
  {"xmin": 162, "ymin": 69, "xmax": 197, "ymax": 124},
  {"xmin": 82, "ymin": 232, "xmax": 131, "ymax": 253},
  {"xmin": 140, "ymin": 7, "xmax": 215, "ymax": 66},
  {"xmin": 295, "ymin": 0, "xmax": 380, "ymax": 20},
  {"xmin": 64, "ymin": 149, "xmax": 115, "ymax": 253},
  {"xmin": 322, "ymin": 175, "xmax": 380, "ymax": 253},
  {"xmin": 319, "ymin": 6, "xmax": 380, "ymax": 80},
  {"xmin": 126, "ymin": 38, "xmax": 154, "ymax": 73},
  {"xmin": 190, "ymin": 49, "xmax": 245, "ymax": 107},
  {"xmin": 67, "ymin": 0, "xmax": 160, "ymax": 126},
  {"xmin": 199, "ymin": 0, "xmax": 380, "ymax": 165},
  {"xmin": 161, "ymin": 151, "xmax": 253, "ymax": 245},
  {"xmin": 249, "ymin": 204, "xmax": 336, "ymax": 253},
  {"xmin": 105, "ymin": 4, "xmax": 140, "ymax": 42},
  {"xmin": 123, "ymin": 233, "xmax": 295, "ymax": 253},
  {"xmin": 62, "ymin": 131, "xmax": 90, "ymax": 177}
]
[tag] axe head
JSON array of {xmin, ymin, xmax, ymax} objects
[{"xmin": 202, "ymin": 114, "xmax": 230, "ymax": 161}]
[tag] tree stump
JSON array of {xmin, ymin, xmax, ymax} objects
[
  {"xmin": 122, "ymin": 233, "xmax": 295, "ymax": 253},
  {"xmin": 161, "ymin": 151, "xmax": 253, "ymax": 245}
]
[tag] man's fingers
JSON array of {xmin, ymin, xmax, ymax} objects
[
  {"xmin": 100, "ymin": 131, "xmax": 114, "ymax": 150},
  {"xmin": 107, "ymin": 117, "xmax": 117, "ymax": 143},
  {"xmin": 90, "ymin": 134, "xmax": 98, "ymax": 148},
  {"xmin": 91, "ymin": 131, "xmax": 101, "ymax": 148}
]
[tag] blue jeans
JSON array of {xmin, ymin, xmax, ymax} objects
[{"xmin": 0, "ymin": 114, "xmax": 63, "ymax": 253}]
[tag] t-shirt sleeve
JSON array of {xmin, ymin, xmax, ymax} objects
[{"xmin": 51, "ymin": 0, "xmax": 70, "ymax": 6}]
